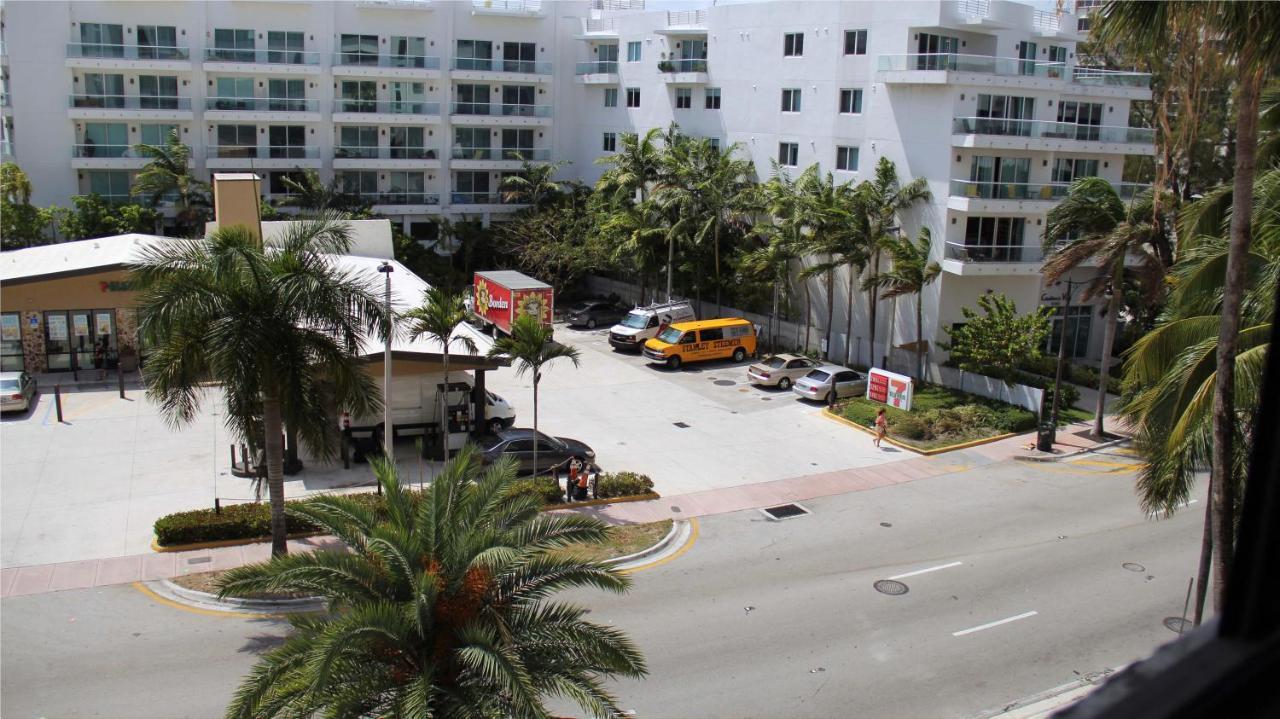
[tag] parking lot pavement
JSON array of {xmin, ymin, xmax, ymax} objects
[{"xmin": 483, "ymin": 324, "xmax": 911, "ymax": 497}]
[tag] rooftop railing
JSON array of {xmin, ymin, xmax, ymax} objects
[
  {"xmin": 204, "ymin": 48, "xmax": 321, "ymax": 65},
  {"xmin": 952, "ymin": 116, "xmax": 1155, "ymax": 144},
  {"xmin": 331, "ymin": 52, "xmax": 441, "ymax": 69},
  {"xmin": 69, "ymin": 95, "xmax": 192, "ymax": 110},
  {"xmin": 584, "ymin": 18, "xmax": 619, "ymax": 34},
  {"xmin": 944, "ymin": 241, "xmax": 1044, "ymax": 264},
  {"xmin": 333, "ymin": 99, "xmax": 441, "ymax": 115},
  {"xmin": 575, "ymin": 61, "xmax": 619, "ymax": 74},
  {"xmin": 205, "ymin": 97, "xmax": 318, "ymax": 112},
  {"xmin": 66, "ymin": 42, "xmax": 190, "ymax": 60},
  {"xmin": 334, "ymin": 146, "xmax": 439, "ymax": 160},
  {"xmin": 450, "ymin": 57, "xmax": 553, "ymax": 74},
  {"xmin": 472, "ymin": 0, "xmax": 542, "ymax": 13},
  {"xmin": 666, "ymin": 9, "xmax": 707, "ymax": 27}
]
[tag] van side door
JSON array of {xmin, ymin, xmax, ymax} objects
[{"xmin": 698, "ymin": 327, "xmax": 724, "ymax": 359}]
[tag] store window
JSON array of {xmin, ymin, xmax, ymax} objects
[
  {"xmin": 1, "ymin": 313, "xmax": 23, "ymax": 372},
  {"xmin": 43, "ymin": 310, "xmax": 116, "ymax": 372}
]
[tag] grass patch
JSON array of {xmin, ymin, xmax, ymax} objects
[
  {"xmin": 558, "ymin": 520, "xmax": 674, "ymax": 564},
  {"xmin": 169, "ymin": 570, "xmax": 309, "ymax": 599},
  {"xmin": 838, "ymin": 383, "xmax": 1039, "ymax": 451}
]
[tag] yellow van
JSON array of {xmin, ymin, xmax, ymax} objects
[{"xmin": 642, "ymin": 318, "xmax": 757, "ymax": 370}]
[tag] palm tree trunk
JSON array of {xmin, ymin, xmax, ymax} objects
[
  {"xmin": 1193, "ymin": 478, "xmax": 1213, "ymax": 626},
  {"xmin": 532, "ymin": 373, "xmax": 540, "ymax": 477},
  {"xmin": 440, "ymin": 355, "xmax": 451, "ymax": 462},
  {"xmin": 666, "ymin": 234, "xmax": 674, "ymax": 302},
  {"xmin": 1208, "ymin": 63, "xmax": 1263, "ymax": 612},
  {"xmin": 1093, "ymin": 278, "xmax": 1122, "ymax": 437},
  {"xmin": 844, "ymin": 264, "xmax": 856, "ymax": 366},
  {"xmin": 916, "ymin": 294, "xmax": 924, "ymax": 380},
  {"xmin": 824, "ymin": 257, "xmax": 835, "ymax": 361},
  {"xmin": 261, "ymin": 395, "xmax": 288, "ymax": 557},
  {"xmin": 802, "ymin": 270, "xmax": 812, "ymax": 353},
  {"xmin": 714, "ymin": 222, "xmax": 722, "ymax": 317}
]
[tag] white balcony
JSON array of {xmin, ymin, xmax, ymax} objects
[
  {"xmin": 470, "ymin": 0, "xmax": 544, "ymax": 18},
  {"xmin": 332, "ymin": 146, "xmax": 442, "ymax": 170},
  {"xmin": 71, "ymin": 144, "xmax": 194, "ymax": 170},
  {"xmin": 331, "ymin": 100, "xmax": 442, "ymax": 125},
  {"xmin": 447, "ymin": 191, "xmax": 525, "ymax": 213},
  {"xmin": 951, "ymin": 117, "xmax": 1156, "ymax": 156},
  {"xmin": 363, "ymin": 191, "xmax": 442, "ymax": 214},
  {"xmin": 877, "ymin": 54, "xmax": 1150, "ymax": 99},
  {"xmin": 205, "ymin": 145, "xmax": 322, "ymax": 170},
  {"xmin": 947, "ymin": 179, "xmax": 1150, "ymax": 214},
  {"xmin": 941, "ymin": 241, "xmax": 1045, "ymax": 277},
  {"xmin": 575, "ymin": 61, "xmax": 619, "ymax": 85},
  {"xmin": 331, "ymin": 53, "xmax": 442, "ymax": 79},
  {"xmin": 65, "ymin": 43, "xmax": 192, "ymax": 71},
  {"xmin": 450, "ymin": 146, "xmax": 549, "ymax": 169},
  {"xmin": 658, "ymin": 59, "xmax": 708, "ymax": 84},
  {"xmin": 202, "ymin": 48, "xmax": 322, "ymax": 76},
  {"xmin": 449, "ymin": 103, "xmax": 552, "ymax": 127},
  {"xmin": 449, "ymin": 57, "xmax": 554, "ymax": 83},
  {"xmin": 67, "ymin": 95, "xmax": 194, "ymax": 121},
  {"xmin": 203, "ymin": 97, "xmax": 322, "ymax": 123}
]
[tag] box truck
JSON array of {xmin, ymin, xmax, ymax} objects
[
  {"xmin": 342, "ymin": 373, "xmax": 516, "ymax": 451},
  {"xmin": 471, "ymin": 270, "xmax": 554, "ymax": 335}
]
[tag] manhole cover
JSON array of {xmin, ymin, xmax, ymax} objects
[
  {"xmin": 880, "ymin": 522, "xmax": 893, "ymax": 528},
  {"xmin": 1163, "ymin": 617, "xmax": 1193, "ymax": 634},
  {"xmin": 760, "ymin": 503, "xmax": 810, "ymax": 520},
  {"xmin": 673, "ymin": 422, "xmax": 690, "ymax": 428},
  {"xmin": 874, "ymin": 580, "xmax": 909, "ymax": 596},
  {"xmin": 187, "ymin": 556, "xmax": 212, "ymax": 565},
  {"xmin": 714, "ymin": 379, "xmax": 736, "ymax": 386},
  {"xmin": 1122, "ymin": 562, "xmax": 1146, "ymax": 573},
  {"xmin": 761, "ymin": 397, "xmax": 772, "ymax": 401}
]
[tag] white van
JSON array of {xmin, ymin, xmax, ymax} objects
[
  {"xmin": 344, "ymin": 373, "xmax": 516, "ymax": 441},
  {"xmin": 608, "ymin": 300, "xmax": 696, "ymax": 350}
]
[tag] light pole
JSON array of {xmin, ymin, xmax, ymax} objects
[
  {"xmin": 377, "ymin": 261, "xmax": 395, "ymax": 459},
  {"xmin": 1048, "ymin": 276, "xmax": 1085, "ymax": 437}
]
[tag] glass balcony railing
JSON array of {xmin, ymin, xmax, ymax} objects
[
  {"xmin": 66, "ymin": 43, "xmax": 190, "ymax": 60},
  {"xmin": 204, "ymin": 48, "xmax": 321, "ymax": 65},
  {"xmin": 75, "ymin": 193, "xmax": 134, "ymax": 204},
  {"xmin": 333, "ymin": 99, "xmax": 441, "ymax": 115},
  {"xmin": 0, "ymin": 93, "xmax": 9, "ymax": 107},
  {"xmin": 209, "ymin": 146, "xmax": 318, "ymax": 160},
  {"xmin": 951, "ymin": 117, "xmax": 1155, "ymax": 144},
  {"xmin": 69, "ymin": 95, "xmax": 192, "ymax": 110},
  {"xmin": 1071, "ymin": 67, "xmax": 1152, "ymax": 88},
  {"xmin": 575, "ymin": 61, "xmax": 619, "ymax": 74},
  {"xmin": 451, "ymin": 147, "xmax": 551, "ymax": 161},
  {"xmin": 266, "ymin": 146, "xmax": 320, "ymax": 159},
  {"xmin": 362, "ymin": 191, "xmax": 440, "ymax": 205},
  {"xmin": 334, "ymin": 146, "xmax": 439, "ymax": 160},
  {"xmin": 205, "ymin": 97, "xmax": 318, "ymax": 112},
  {"xmin": 331, "ymin": 52, "xmax": 442, "ymax": 69},
  {"xmin": 659, "ymin": 58, "xmax": 708, "ymax": 73},
  {"xmin": 450, "ymin": 102, "xmax": 552, "ymax": 117},
  {"xmin": 72, "ymin": 144, "xmax": 159, "ymax": 158},
  {"xmin": 207, "ymin": 145, "xmax": 259, "ymax": 159},
  {"xmin": 878, "ymin": 53, "xmax": 1067, "ymax": 79},
  {"xmin": 0, "ymin": 141, "xmax": 15, "ymax": 157},
  {"xmin": 944, "ymin": 242, "xmax": 1044, "ymax": 264},
  {"xmin": 451, "ymin": 191, "xmax": 506, "ymax": 205},
  {"xmin": 450, "ymin": 57, "xmax": 554, "ymax": 74},
  {"xmin": 950, "ymin": 180, "xmax": 1151, "ymax": 201}
]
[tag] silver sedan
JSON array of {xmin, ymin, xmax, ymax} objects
[
  {"xmin": 1, "ymin": 371, "xmax": 37, "ymax": 413},
  {"xmin": 746, "ymin": 353, "xmax": 819, "ymax": 391},
  {"xmin": 792, "ymin": 365, "xmax": 867, "ymax": 404}
]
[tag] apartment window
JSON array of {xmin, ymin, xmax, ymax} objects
[
  {"xmin": 87, "ymin": 170, "xmax": 130, "ymax": 198},
  {"xmin": 675, "ymin": 87, "xmax": 692, "ymax": 109},
  {"xmin": 915, "ymin": 33, "xmax": 959, "ymax": 69},
  {"xmin": 140, "ymin": 123, "xmax": 178, "ymax": 146},
  {"xmin": 216, "ymin": 124, "xmax": 256, "ymax": 157},
  {"xmin": 969, "ymin": 156, "xmax": 1031, "ymax": 197},
  {"xmin": 598, "ymin": 44, "xmax": 619, "ymax": 63},
  {"xmin": 1077, "ymin": 17, "xmax": 1092, "ymax": 33},
  {"xmin": 783, "ymin": 32, "xmax": 804, "ymax": 57},
  {"xmin": 1052, "ymin": 158, "xmax": 1100, "ymax": 183},
  {"xmin": 82, "ymin": 73, "xmax": 125, "ymax": 108},
  {"xmin": 502, "ymin": 128, "xmax": 534, "ymax": 159},
  {"xmin": 705, "ymin": 87, "xmax": 721, "ymax": 110},
  {"xmin": 844, "ymin": 29, "xmax": 868, "ymax": 55},
  {"xmin": 604, "ymin": 88, "xmax": 618, "ymax": 108},
  {"xmin": 267, "ymin": 125, "xmax": 306, "ymax": 159},
  {"xmin": 454, "ymin": 171, "xmax": 491, "ymax": 203},
  {"xmin": 390, "ymin": 127, "xmax": 427, "ymax": 159},
  {"xmin": 838, "ymin": 88, "xmax": 863, "ymax": 114},
  {"xmin": 138, "ymin": 75, "xmax": 178, "ymax": 110},
  {"xmin": 388, "ymin": 82, "xmax": 425, "ymax": 113},
  {"xmin": 456, "ymin": 84, "xmax": 491, "ymax": 114},
  {"xmin": 454, "ymin": 127, "xmax": 490, "ymax": 159},
  {"xmin": 1057, "ymin": 100, "xmax": 1104, "ymax": 140},
  {"xmin": 338, "ymin": 80, "xmax": 376, "ymax": 113},
  {"xmin": 338, "ymin": 126, "xmax": 378, "ymax": 158},
  {"xmin": 269, "ymin": 171, "xmax": 307, "ymax": 196},
  {"xmin": 502, "ymin": 85, "xmax": 536, "ymax": 115},
  {"xmin": 136, "ymin": 26, "xmax": 178, "ymax": 59},
  {"xmin": 627, "ymin": 41, "xmax": 641, "ymax": 62},
  {"xmin": 79, "ymin": 23, "xmax": 124, "ymax": 57},
  {"xmin": 340, "ymin": 34, "xmax": 379, "ymax": 65},
  {"xmin": 211, "ymin": 77, "xmax": 254, "ymax": 110},
  {"xmin": 975, "ymin": 94, "xmax": 1036, "ymax": 136},
  {"xmin": 503, "ymin": 42, "xmax": 536, "ymax": 73},
  {"xmin": 708, "ymin": 137, "xmax": 721, "ymax": 152},
  {"xmin": 212, "ymin": 29, "xmax": 254, "ymax": 62},
  {"xmin": 1016, "ymin": 41, "xmax": 1038, "ymax": 76},
  {"xmin": 269, "ymin": 79, "xmax": 307, "ymax": 111},
  {"xmin": 1048, "ymin": 45, "xmax": 1067, "ymax": 64},
  {"xmin": 337, "ymin": 171, "xmax": 377, "ymax": 195},
  {"xmin": 391, "ymin": 36, "xmax": 427, "ymax": 68},
  {"xmin": 603, "ymin": 132, "xmax": 617, "ymax": 152},
  {"xmin": 781, "ymin": 88, "xmax": 801, "ymax": 113},
  {"xmin": 778, "ymin": 142, "xmax": 799, "ymax": 166},
  {"xmin": 836, "ymin": 146, "xmax": 859, "ymax": 172},
  {"xmin": 964, "ymin": 216, "xmax": 1027, "ymax": 260},
  {"xmin": 456, "ymin": 39, "xmax": 493, "ymax": 70},
  {"xmin": 267, "ymin": 31, "xmax": 305, "ymax": 64},
  {"xmin": 82, "ymin": 123, "xmax": 127, "ymax": 157},
  {"xmin": 626, "ymin": 87, "xmax": 640, "ymax": 108}
]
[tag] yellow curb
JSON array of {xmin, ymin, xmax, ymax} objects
[
  {"xmin": 620, "ymin": 518, "xmax": 699, "ymax": 575},
  {"xmin": 131, "ymin": 581, "xmax": 274, "ymax": 620},
  {"xmin": 555, "ymin": 492, "xmax": 662, "ymax": 511},
  {"xmin": 822, "ymin": 407, "xmax": 1018, "ymax": 456},
  {"xmin": 1070, "ymin": 458, "xmax": 1140, "ymax": 469},
  {"xmin": 151, "ymin": 531, "xmax": 325, "ymax": 553}
]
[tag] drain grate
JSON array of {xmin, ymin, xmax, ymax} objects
[
  {"xmin": 1122, "ymin": 562, "xmax": 1146, "ymax": 573},
  {"xmin": 187, "ymin": 556, "xmax": 212, "ymax": 565},
  {"xmin": 874, "ymin": 579, "xmax": 909, "ymax": 596},
  {"xmin": 760, "ymin": 503, "xmax": 810, "ymax": 520},
  {"xmin": 673, "ymin": 422, "xmax": 690, "ymax": 428},
  {"xmin": 1163, "ymin": 617, "xmax": 1192, "ymax": 634}
]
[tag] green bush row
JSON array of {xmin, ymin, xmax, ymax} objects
[
  {"xmin": 595, "ymin": 471, "xmax": 655, "ymax": 499},
  {"xmin": 838, "ymin": 382, "xmax": 1039, "ymax": 445}
]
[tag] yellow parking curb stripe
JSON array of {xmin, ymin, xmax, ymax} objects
[
  {"xmin": 131, "ymin": 581, "xmax": 278, "ymax": 619},
  {"xmin": 620, "ymin": 518, "xmax": 699, "ymax": 575}
]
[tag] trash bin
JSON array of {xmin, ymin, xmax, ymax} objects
[{"xmin": 1036, "ymin": 422, "xmax": 1056, "ymax": 452}]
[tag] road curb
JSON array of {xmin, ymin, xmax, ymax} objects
[
  {"xmin": 973, "ymin": 667, "xmax": 1120, "ymax": 718},
  {"xmin": 611, "ymin": 519, "xmax": 693, "ymax": 572},
  {"xmin": 1014, "ymin": 436, "xmax": 1131, "ymax": 463},
  {"xmin": 151, "ymin": 579, "xmax": 326, "ymax": 615}
]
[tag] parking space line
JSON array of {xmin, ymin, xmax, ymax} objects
[
  {"xmin": 888, "ymin": 561, "xmax": 963, "ymax": 580},
  {"xmin": 952, "ymin": 610, "xmax": 1038, "ymax": 637}
]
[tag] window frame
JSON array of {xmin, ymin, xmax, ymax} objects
[
  {"xmin": 839, "ymin": 88, "xmax": 863, "ymax": 115},
  {"xmin": 625, "ymin": 87, "xmax": 641, "ymax": 108},
  {"xmin": 603, "ymin": 87, "xmax": 618, "ymax": 108},
  {"xmin": 836, "ymin": 145, "xmax": 859, "ymax": 172},
  {"xmin": 781, "ymin": 88, "xmax": 802, "ymax": 113},
  {"xmin": 603, "ymin": 132, "xmax": 617, "ymax": 152},
  {"xmin": 783, "ymin": 32, "xmax": 804, "ymax": 57},
  {"xmin": 779, "ymin": 142, "xmax": 799, "ymax": 167},
  {"xmin": 705, "ymin": 87, "xmax": 721, "ymax": 110},
  {"xmin": 674, "ymin": 87, "xmax": 692, "ymax": 110},
  {"xmin": 844, "ymin": 29, "xmax": 868, "ymax": 55},
  {"xmin": 627, "ymin": 41, "xmax": 642, "ymax": 62}
]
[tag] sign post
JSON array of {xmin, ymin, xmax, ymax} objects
[{"xmin": 866, "ymin": 368, "xmax": 914, "ymax": 411}]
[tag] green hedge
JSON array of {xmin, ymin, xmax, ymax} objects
[
  {"xmin": 838, "ymin": 382, "xmax": 1038, "ymax": 448},
  {"xmin": 596, "ymin": 472, "xmax": 655, "ymax": 499},
  {"xmin": 506, "ymin": 476, "xmax": 567, "ymax": 505}
]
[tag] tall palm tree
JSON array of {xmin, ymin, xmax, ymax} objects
[
  {"xmin": 131, "ymin": 215, "xmax": 387, "ymax": 556},
  {"xmin": 499, "ymin": 158, "xmax": 567, "ymax": 210},
  {"xmin": 217, "ymin": 448, "xmax": 646, "ymax": 718},
  {"xmin": 1043, "ymin": 178, "xmax": 1168, "ymax": 437},
  {"xmin": 794, "ymin": 165, "xmax": 856, "ymax": 361},
  {"xmin": 871, "ymin": 228, "xmax": 942, "ymax": 379},
  {"xmin": 403, "ymin": 288, "xmax": 479, "ymax": 459},
  {"xmin": 858, "ymin": 158, "xmax": 930, "ymax": 365},
  {"xmin": 1096, "ymin": 0, "xmax": 1280, "ymax": 614},
  {"xmin": 761, "ymin": 165, "xmax": 813, "ymax": 351},
  {"xmin": 131, "ymin": 129, "xmax": 210, "ymax": 232},
  {"xmin": 595, "ymin": 126, "xmax": 663, "ymax": 204},
  {"xmin": 488, "ymin": 314, "xmax": 581, "ymax": 475},
  {"xmin": 279, "ymin": 169, "xmax": 369, "ymax": 214},
  {"xmin": 598, "ymin": 197, "xmax": 666, "ymax": 305}
]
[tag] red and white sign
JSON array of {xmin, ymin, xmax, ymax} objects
[{"xmin": 866, "ymin": 368, "xmax": 913, "ymax": 411}]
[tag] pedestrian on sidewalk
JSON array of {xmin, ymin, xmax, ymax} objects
[
  {"xmin": 873, "ymin": 408, "xmax": 888, "ymax": 448},
  {"xmin": 575, "ymin": 458, "xmax": 595, "ymax": 501},
  {"xmin": 567, "ymin": 456, "xmax": 583, "ymax": 502}
]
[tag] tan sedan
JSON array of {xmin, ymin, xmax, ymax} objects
[{"xmin": 745, "ymin": 353, "xmax": 820, "ymax": 391}]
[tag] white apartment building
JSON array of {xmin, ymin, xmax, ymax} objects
[{"xmin": 0, "ymin": 0, "xmax": 1152, "ymax": 364}]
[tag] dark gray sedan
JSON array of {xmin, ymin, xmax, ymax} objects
[
  {"xmin": 480, "ymin": 428, "xmax": 596, "ymax": 474},
  {"xmin": 565, "ymin": 300, "xmax": 626, "ymax": 329}
]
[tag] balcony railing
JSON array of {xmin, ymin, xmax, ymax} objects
[
  {"xmin": 584, "ymin": 18, "xmax": 619, "ymax": 34},
  {"xmin": 878, "ymin": 53, "xmax": 1067, "ymax": 78},
  {"xmin": 451, "ymin": 191, "xmax": 508, "ymax": 204},
  {"xmin": 472, "ymin": 0, "xmax": 542, "ymax": 13},
  {"xmin": 204, "ymin": 48, "xmax": 321, "ymax": 65},
  {"xmin": 66, "ymin": 42, "xmax": 190, "ymax": 60},
  {"xmin": 952, "ymin": 117, "xmax": 1155, "ymax": 144},
  {"xmin": 331, "ymin": 52, "xmax": 442, "ymax": 70},
  {"xmin": 208, "ymin": 145, "xmax": 260, "ymax": 159},
  {"xmin": 451, "ymin": 147, "xmax": 550, "ymax": 161},
  {"xmin": 659, "ymin": 59, "xmax": 708, "ymax": 73},
  {"xmin": 1071, "ymin": 67, "xmax": 1152, "ymax": 88},
  {"xmin": 944, "ymin": 242, "xmax": 1044, "ymax": 263},
  {"xmin": 666, "ymin": 9, "xmax": 707, "ymax": 27},
  {"xmin": 0, "ymin": 141, "xmax": 14, "ymax": 157},
  {"xmin": 575, "ymin": 61, "xmax": 619, "ymax": 75},
  {"xmin": 362, "ymin": 191, "xmax": 440, "ymax": 205},
  {"xmin": 75, "ymin": 193, "xmax": 134, "ymax": 204},
  {"xmin": 334, "ymin": 146, "xmax": 439, "ymax": 160},
  {"xmin": 72, "ymin": 144, "xmax": 182, "ymax": 158},
  {"xmin": 205, "ymin": 97, "xmax": 318, "ymax": 112},
  {"xmin": 333, "ymin": 99, "xmax": 441, "ymax": 115},
  {"xmin": 450, "ymin": 57, "xmax": 553, "ymax": 74},
  {"xmin": 69, "ymin": 95, "xmax": 192, "ymax": 110},
  {"xmin": 450, "ymin": 102, "xmax": 552, "ymax": 118},
  {"xmin": 208, "ymin": 146, "xmax": 319, "ymax": 160},
  {"xmin": 266, "ymin": 146, "xmax": 320, "ymax": 159},
  {"xmin": 950, "ymin": 179, "xmax": 1151, "ymax": 201},
  {"xmin": 0, "ymin": 93, "xmax": 9, "ymax": 107}
]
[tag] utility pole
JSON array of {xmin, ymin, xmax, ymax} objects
[
  {"xmin": 1049, "ymin": 277, "xmax": 1084, "ymax": 431},
  {"xmin": 377, "ymin": 261, "xmax": 395, "ymax": 459}
]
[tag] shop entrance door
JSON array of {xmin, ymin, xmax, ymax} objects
[{"xmin": 44, "ymin": 309, "xmax": 117, "ymax": 373}]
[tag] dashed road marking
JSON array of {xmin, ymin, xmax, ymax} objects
[
  {"xmin": 953, "ymin": 610, "xmax": 1038, "ymax": 637},
  {"xmin": 889, "ymin": 561, "xmax": 963, "ymax": 580}
]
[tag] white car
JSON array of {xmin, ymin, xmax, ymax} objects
[
  {"xmin": 1, "ymin": 371, "xmax": 37, "ymax": 413},
  {"xmin": 746, "ymin": 353, "xmax": 820, "ymax": 391}
]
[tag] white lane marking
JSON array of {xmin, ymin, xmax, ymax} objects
[
  {"xmin": 888, "ymin": 561, "xmax": 964, "ymax": 580},
  {"xmin": 952, "ymin": 611, "xmax": 1038, "ymax": 637}
]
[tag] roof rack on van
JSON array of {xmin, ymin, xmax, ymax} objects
[{"xmin": 634, "ymin": 298, "xmax": 690, "ymax": 311}]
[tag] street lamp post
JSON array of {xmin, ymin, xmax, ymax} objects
[
  {"xmin": 377, "ymin": 262, "xmax": 395, "ymax": 459},
  {"xmin": 1048, "ymin": 277, "xmax": 1085, "ymax": 437}
]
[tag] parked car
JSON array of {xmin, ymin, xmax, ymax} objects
[
  {"xmin": 565, "ymin": 300, "xmax": 626, "ymax": 329},
  {"xmin": 0, "ymin": 371, "xmax": 37, "ymax": 414},
  {"xmin": 746, "ymin": 353, "xmax": 820, "ymax": 391},
  {"xmin": 479, "ymin": 427, "xmax": 596, "ymax": 475},
  {"xmin": 792, "ymin": 365, "xmax": 867, "ymax": 404},
  {"xmin": 642, "ymin": 318, "xmax": 757, "ymax": 369},
  {"xmin": 608, "ymin": 300, "xmax": 696, "ymax": 350}
]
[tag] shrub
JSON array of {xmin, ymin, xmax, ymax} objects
[
  {"xmin": 507, "ymin": 475, "xmax": 566, "ymax": 505},
  {"xmin": 596, "ymin": 471, "xmax": 655, "ymax": 499},
  {"xmin": 154, "ymin": 493, "xmax": 383, "ymax": 547},
  {"xmin": 891, "ymin": 415, "xmax": 927, "ymax": 440}
]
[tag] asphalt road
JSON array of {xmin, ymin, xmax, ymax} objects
[{"xmin": 1, "ymin": 451, "xmax": 1201, "ymax": 719}]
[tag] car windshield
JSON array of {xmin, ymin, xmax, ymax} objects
[
  {"xmin": 619, "ymin": 311, "xmax": 648, "ymax": 329},
  {"xmin": 0, "ymin": 379, "xmax": 18, "ymax": 391},
  {"xmin": 763, "ymin": 356, "xmax": 787, "ymax": 369},
  {"xmin": 657, "ymin": 327, "xmax": 683, "ymax": 343},
  {"xmin": 804, "ymin": 370, "xmax": 831, "ymax": 382},
  {"xmin": 570, "ymin": 302, "xmax": 592, "ymax": 313}
]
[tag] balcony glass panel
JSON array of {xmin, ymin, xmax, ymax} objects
[
  {"xmin": 952, "ymin": 117, "xmax": 1154, "ymax": 144},
  {"xmin": 365, "ymin": 192, "xmax": 440, "ymax": 205},
  {"xmin": 335, "ymin": 147, "xmax": 438, "ymax": 160},
  {"xmin": 500, "ymin": 104, "xmax": 551, "ymax": 117},
  {"xmin": 208, "ymin": 145, "xmax": 259, "ymax": 159},
  {"xmin": 451, "ymin": 192, "xmax": 505, "ymax": 204},
  {"xmin": 660, "ymin": 59, "xmax": 708, "ymax": 73},
  {"xmin": 267, "ymin": 146, "xmax": 319, "ymax": 159},
  {"xmin": 332, "ymin": 52, "xmax": 441, "ymax": 70},
  {"xmin": 1071, "ymin": 67, "xmax": 1152, "ymax": 88},
  {"xmin": 575, "ymin": 61, "xmax": 618, "ymax": 75},
  {"xmin": 944, "ymin": 242, "xmax": 1044, "ymax": 263},
  {"xmin": 203, "ymin": 48, "xmax": 320, "ymax": 65},
  {"xmin": 450, "ymin": 57, "xmax": 553, "ymax": 74},
  {"xmin": 205, "ymin": 97, "xmax": 317, "ymax": 112},
  {"xmin": 70, "ymin": 95, "xmax": 192, "ymax": 110},
  {"xmin": 67, "ymin": 43, "xmax": 190, "ymax": 60}
]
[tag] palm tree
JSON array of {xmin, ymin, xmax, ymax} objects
[
  {"xmin": 858, "ymin": 158, "xmax": 930, "ymax": 366},
  {"xmin": 279, "ymin": 169, "xmax": 369, "ymax": 214},
  {"xmin": 598, "ymin": 197, "xmax": 666, "ymax": 305},
  {"xmin": 743, "ymin": 219, "xmax": 803, "ymax": 352},
  {"xmin": 794, "ymin": 165, "xmax": 856, "ymax": 361},
  {"xmin": 1096, "ymin": 0, "xmax": 1280, "ymax": 615},
  {"xmin": 403, "ymin": 288, "xmax": 479, "ymax": 459},
  {"xmin": 488, "ymin": 314, "xmax": 581, "ymax": 476},
  {"xmin": 872, "ymin": 228, "xmax": 942, "ymax": 379},
  {"xmin": 499, "ymin": 158, "xmax": 567, "ymax": 210},
  {"xmin": 595, "ymin": 126, "xmax": 663, "ymax": 204},
  {"xmin": 217, "ymin": 448, "xmax": 647, "ymax": 718},
  {"xmin": 131, "ymin": 129, "xmax": 210, "ymax": 232},
  {"xmin": 131, "ymin": 215, "xmax": 387, "ymax": 556},
  {"xmin": 1043, "ymin": 178, "xmax": 1168, "ymax": 438},
  {"xmin": 761, "ymin": 165, "xmax": 813, "ymax": 351}
]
